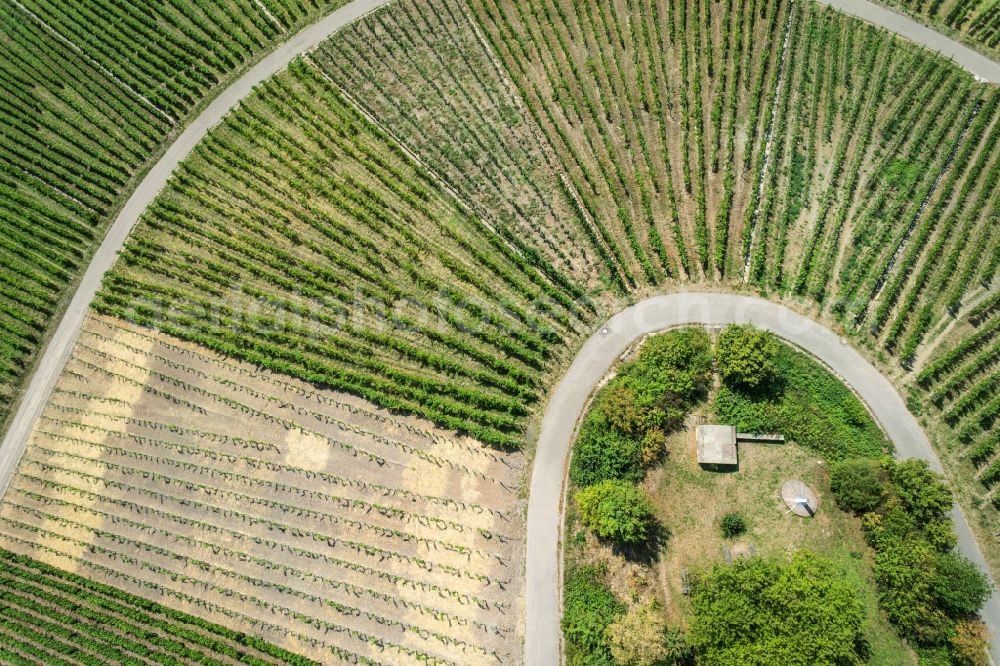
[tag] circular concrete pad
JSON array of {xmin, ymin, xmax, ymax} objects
[{"xmin": 781, "ymin": 480, "xmax": 819, "ymax": 517}]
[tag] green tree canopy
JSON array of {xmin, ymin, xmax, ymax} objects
[
  {"xmin": 688, "ymin": 551, "xmax": 866, "ymax": 666},
  {"xmin": 931, "ymin": 552, "xmax": 992, "ymax": 617},
  {"xmin": 873, "ymin": 538, "xmax": 952, "ymax": 645},
  {"xmin": 570, "ymin": 328, "xmax": 713, "ymax": 486},
  {"xmin": 570, "ymin": 411, "xmax": 645, "ymax": 486},
  {"xmin": 617, "ymin": 327, "xmax": 713, "ymax": 432},
  {"xmin": 576, "ymin": 480, "xmax": 656, "ymax": 546},
  {"xmin": 715, "ymin": 324, "xmax": 780, "ymax": 389},
  {"xmin": 830, "ymin": 458, "xmax": 886, "ymax": 513},
  {"xmin": 891, "ymin": 459, "xmax": 953, "ymax": 524}
]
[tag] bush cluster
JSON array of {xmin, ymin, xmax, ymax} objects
[
  {"xmin": 576, "ymin": 480, "xmax": 656, "ymax": 546},
  {"xmin": 854, "ymin": 459, "xmax": 992, "ymax": 663},
  {"xmin": 688, "ymin": 551, "xmax": 866, "ymax": 665},
  {"xmin": 571, "ymin": 328, "xmax": 712, "ymax": 488},
  {"xmin": 562, "ymin": 565, "xmax": 624, "ymax": 666},
  {"xmin": 713, "ymin": 340, "xmax": 889, "ymax": 460},
  {"xmin": 566, "ymin": 330, "xmax": 712, "ymax": 663}
]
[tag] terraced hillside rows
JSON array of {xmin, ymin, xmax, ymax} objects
[
  {"xmin": 0, "ymin": 548, "xmax": 319, "ymax": 666},
  {"xmin": 329, "ymin": 0, "xmax": 998, "ymax": 299},
  {"xmin": 92, "ymin": 58, "xmax": 590, "ymax": 449},
  {"xmin": 320, "ymin": 0, "xmax": 1000, "ymax": 553},
  {"xmin": 0, "ymin": 314, "xmax": 522, "ymax": 665},
  {"xmin": 917, "ymin": 311, "xmax": 1000, "ymax": 510},
  {"xmin": 884, "ymin": 0, "xmax": 1000, "ymax": 58},
  {"xmin": 0, "ymin": 0, "xmax": 350, "ymax": 429},
  {"xmin": 2, "ymin": 0, "xmax": 1000, "ymax": 663},
  {"xmin": 310, "ymin": 1, "xmax": 602, "ymax": 289}
]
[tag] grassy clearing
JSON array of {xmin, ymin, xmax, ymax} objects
[
  {"xmin": 646, "ymin": 441, "xmax": 915, "ymax": 665},
  {"xmin": 564, "ymin": 330, "xmax": 915, "ymax": 664}
]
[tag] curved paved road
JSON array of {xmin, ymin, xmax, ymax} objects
[
  {"xmin": 0, "ymin": 0, "xmax": 392, "ymax": 500},
  {"xmin": 524, "ymin": 293, "xmax": 999, "ymax": 665},
  {"xmin": 818, "ymin": 0, "xmax": 1000, "ymax": 82}
]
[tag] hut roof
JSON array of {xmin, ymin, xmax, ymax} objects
[{"xmin": 696, "ymin": 425, "xmax": 738, "ymax": 466}]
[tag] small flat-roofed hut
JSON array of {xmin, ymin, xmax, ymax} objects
[{"xmin": 696, "ymin": 424, "xmax": 738, "ymax": 466}]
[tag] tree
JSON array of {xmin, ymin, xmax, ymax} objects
[
  {"xmin": 931, "ymin": 552, "xmax": 991, "ymax": 617},
  {"xmin": 891, "ymin": 459, "xmax": 953, "ymax": 524},
  {"xmin": 631, "ymin": 328, "xmax": 714, "ymax": 402},
  {"xmin": 829, "ymin": 459, "xmax": 885, "ymax": 513},
  {"xmin": 600, "ymin": 382, "xmax": 660, "ymax": 437},
  {"xmin": 563, "ymin": 565, "xmax": 624, "ymax": 666},
  {"xmin": 688, "ymin": 551, "xmax": 866, "ymax": 665},
  {"xmin": 716, "ymin": 324, "xmax": 780, "ymax": 389},
  {"xmin": 873, "ymin": 538, "xmax": 952, "ymax": 645},
  {"xmin": 616, "ymin": 328, "xmax": 713, "ymax": 432},
  {"xmin": 576, "ymin": 480, "xmax": 656, "ymax": 546},
  {"xmin": 605, "ymin": 602, "xmax": 690, "ymax": 666},
  {"xmin": 570, "ymin": 411, "xmax": 645, "ymax": 486},
  {"xmin": 922, "ymin": 518, "xmax": 957, "ymax": 551}
]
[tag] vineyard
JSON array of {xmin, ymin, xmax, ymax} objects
[
  {"xmin": 0, "ymin": 547, "xmax": 318, "ymax": 665},
  {"xmin": 320, "ymin": 0, "xmax": 1000, "ymax": 564},
  {"xmin": 0, "ymin": 0, "xmax": 349, "ymax": 429},
  {"xmin": 0, "ymin": 314, "xmax": 522, "ymax": 665},
  {"xmin": 93, "ymin": 58, "xmax": 589, "ymax": 449},
  {"xmin": 916, "ymin": 312, "xmax": 1000, "ymax": 518},
  {"xmin": 883, "ymin": 0, "xmax": 1000, "ymax": 58},
  {"xmin": 1, "ymin": 0, "xmax": 999, "ymax": 662}
]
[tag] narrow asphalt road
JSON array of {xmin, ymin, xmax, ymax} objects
[
  {"xmin": 817, "ymin": 0, "xmax": 1000, "ymax": 82},
  {"xmin": 524, "ymin": 293, "xmax": 999, "ymax": 665},
  {"xmin": 0, "ymin": 0, "xmax": 393, "ymax": 500}
]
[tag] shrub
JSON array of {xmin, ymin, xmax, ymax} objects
[
  {"xmin": 563, "ymin": 565, "xmax": 624, "ymax": 665},
  {"xmin": 605, "ymin": 602, "xmax": 690, "ymax": 666},
  {"xmin": 576, "ymin": 480, "xmax": 656, "ymax": 546},
  {"xmin": 891, "ymin": 459, "xmax": 953, "ymax": 524},
  {"xmin": 640, "ymin": 428, "xmax": 666, "ymax": 468},
  {"xmin": 931, "ymin": 552, "xmax": 992, "ymax": 617},
  {"xmin": 570, "ymin": 412, "xmax": 645, "ymax": 486},
  {"xmin": 713, "ymin": 344, "xmax": 888, "ymax": 460},
  {"xmin": 631, "ymin": 328, "xmax": 714, "ymax": 400},
  {"xmin": 830, "ymin": 458, "xmax": 885, "ymax": 513},
  {"xmin": 923, "ymin": 518, "xmax": 958, "ymax": 551},
  {"xmin": 689, "ymin": 551, "xmax": 866, "ymax": 665},
  {"xmin": 719, "ymin": 512, "xmax": 747, "ymax": 538},
  {"xmin": 715, "ymin": 324, "xmax": 779, "ymax": 389},
  {"xmin": 600, "ymin": 382, "xmax": 660, "ymax": 437},
  {"xmin": 951, "ymin": 619, "xmax": 991, "ymax": 666}
]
